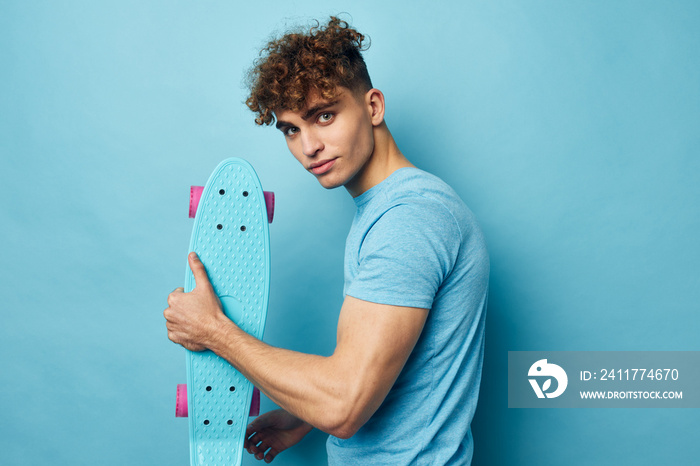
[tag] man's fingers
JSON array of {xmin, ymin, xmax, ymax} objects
[
  {"xmin": 188, "ymin": 252, "xmax": 212, "ymax": 289},
  {"xmin": 264, "ymin": 448, "xmax": 279, "ymax": 463},
  {"xmin": 246, "ymin": 431, "xmax": 263, "ymax": 451},
  {"xmin": 254, "ymin": 443, "xmax": 269, "ymax": 461},
  {"xmin": 244, "ymin": 429, "xmax": 255, "ymax": 448},
  {"xmin": 247, "ymin": 416, "xmax": 268, "ymax": 435},
  {"xmin": 167, "ymin": 288, "xmax": 184, "ymax": 307}
]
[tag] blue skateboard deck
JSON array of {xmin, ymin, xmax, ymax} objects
[{"xmin": 183, "ymin": 158, "xmax": 271, "ymax": 465}]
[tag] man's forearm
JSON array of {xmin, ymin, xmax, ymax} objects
[{"xmin": 205, "ymin": 314, "xmax": 355, "ymax": 437}]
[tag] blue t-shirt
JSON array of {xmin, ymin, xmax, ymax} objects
[{"xmin": 327, "ymin": 167, "xmax": 489, "ymax": 465}]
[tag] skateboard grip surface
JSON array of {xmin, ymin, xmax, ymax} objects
[
  {"xmin": 177, "ymin": 384, "xmax": 261, "ymax": 418},
  {"xmin": 185, "ymin": 158, "xmax": 270, "ymax": 466}
]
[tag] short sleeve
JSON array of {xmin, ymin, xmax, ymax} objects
[{"xmin": 345, "ymin": 199, "xmax": 462, "ymax": 309}]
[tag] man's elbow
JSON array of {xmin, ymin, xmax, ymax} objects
[
  {"xmin": 321, "ymin": 397, "xmax": 372, "ymax": 439},
  {"xmin": 325, "ymin": 414, "xmax": 362, "ymax": 439},
  {"xmin": 330, "ymin": 426, "xmax": 358, "ymax": 440}
]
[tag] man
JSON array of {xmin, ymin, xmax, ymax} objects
[{"xmin": 164, "ymin": 16, "xmax": 489, "ymax": 465}]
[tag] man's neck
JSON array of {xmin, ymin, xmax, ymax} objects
[{"xmin": 345, "ymin": 123, "xmax": 414, "ymax": 198}]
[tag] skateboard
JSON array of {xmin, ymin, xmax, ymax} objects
[{"xmin": 174, "ymin": 157, "xmax": 274, "ymax": 465}]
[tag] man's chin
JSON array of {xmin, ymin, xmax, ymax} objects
[
  {"xmin": 315, "ymin": 175, "xmax": 345, "ymax": 190},
  {"xmin": 318, "ymin": 180, "xmax": 343, "ymax": 190}
]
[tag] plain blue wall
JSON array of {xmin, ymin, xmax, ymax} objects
[{"xmin": 1, "ymin": 1, "xmax": 698, "ymax": 465}]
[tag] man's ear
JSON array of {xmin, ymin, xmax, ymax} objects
[{"xmin": 365, "ymin": 89, "xmax": 386, "ymax": 126}]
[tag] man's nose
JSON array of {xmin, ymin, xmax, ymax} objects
[{"xmin": 301, "ymin": 129, "xmax": 323, "ymax": 157}]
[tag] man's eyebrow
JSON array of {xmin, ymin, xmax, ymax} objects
[
  {"xmin": 302, "ymin": 100, "xmax": 338, "ymax": 121},
  {"xmin": 274, "ymin": 100, "xmax": 339, "ymax": 130}
]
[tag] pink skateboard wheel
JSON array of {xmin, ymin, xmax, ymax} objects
[
  {"xmin": 263, "ymin": 191, "xmax": 275, "ymax": 224},
  {"xmin": 189, "ymin": 186, "xmax": 204, "ymax": 219},
  {"xmin": 249, "ymin": 387, "xmax": 260, "ymax": 417},
  {"xmin": 176, "ymin": 383, "xmax": 188, "ymax": 417}
]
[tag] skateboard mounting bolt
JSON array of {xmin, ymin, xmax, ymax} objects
[
  {"xmin": 229, "ymin": 386, "xmax": 235, "ymax": 392},
  {"xmin": 219, "ymin": 189, "xmax": 225, "ymax": 195},
  {"xmin": 242, "ymin": 191, "xmax": 248, "ymax": 197},
  {"xmin": 240, "ymin": 226, "xmax": 246, "ymax": 232},
  {"xmin": 217, "ymin": 224, "xmax": 223, "ymax": 230},
  {"xmin": 203, "ymin": 420, "xmax": 210, "ymax": 425},
  {"xmin": 206, "ymin": 386, "xmax": 212, "ymax": 391},
  {"xmin": 227, "ymin": 420, "xmax": 233, "ymax": 425}
]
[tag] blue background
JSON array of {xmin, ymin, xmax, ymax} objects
[{"xmin": 1, "ymin": 1, "xmax": 698, "ymax": 465}]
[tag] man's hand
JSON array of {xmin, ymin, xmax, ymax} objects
[
  {"xmin": 245, "ymin": 409, "xmax": 313, "ymax": 463},
  {"xmin": 164, "ymin": 252, "xmax": 226, "ymax": 352}
]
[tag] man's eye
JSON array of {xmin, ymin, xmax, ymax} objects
[
  {"xmin": 318, "ymin": 113, "xmax": 334, "ymax": 123},
  {"xmin": 284, "ymin": 127, "xmax": 299, "ymax": 137}
]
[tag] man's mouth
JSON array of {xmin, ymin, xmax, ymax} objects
[{"xmin": 310, "ymin": 159, "xmax": 336, "ymax": 175}]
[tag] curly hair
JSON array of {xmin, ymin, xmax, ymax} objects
[{"xmin": 245, "ymin": 16, "xmax": 372, "ymax": 126}]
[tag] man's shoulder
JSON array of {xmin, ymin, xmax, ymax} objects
[
  {"xmin": 383, "ymin": 167, "xmax": 454, "ymax": 196},
  {"xmin": 352, "ymin": 167, "xmax": 484, "ymax": 246},
  {"xmin": 379, "ymin": 168, "xmax": 475, "ymax": 228}
]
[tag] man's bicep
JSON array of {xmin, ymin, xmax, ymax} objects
[{"xmin": 333, "ymin": 295, "xmax": 428, "ymax": 425}]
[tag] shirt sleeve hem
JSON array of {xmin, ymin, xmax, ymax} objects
[{"xmin": 345, "ymin": 291, "xmax": 432, "ymax": 310}]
